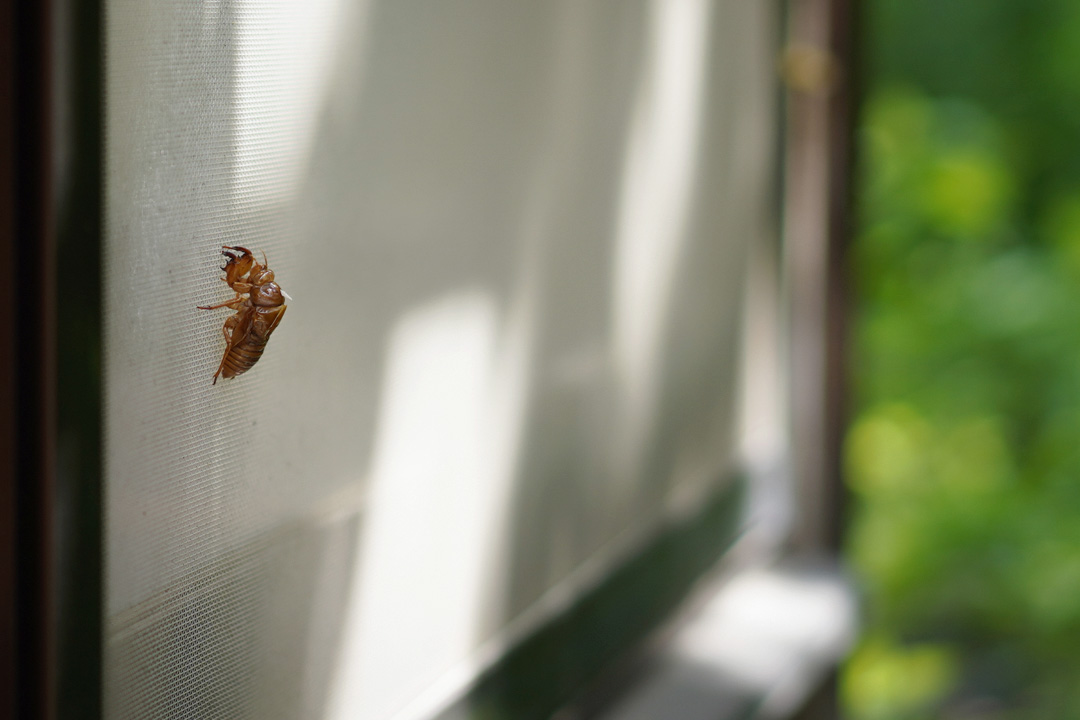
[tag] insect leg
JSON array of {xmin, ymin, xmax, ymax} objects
[
  {"xmin": 197, "ymin": 295, "xmax": 244, "ymax": 311},
  {"xmin": 221, "ymin": 246, "xmax": 255, "ymax": 287},
  {"xmin": 212, "ymin": 315, "xmax": 240, "ymax": 385},
  {"xmin": 222, "ymin": 314, "xmax": 239, "ymax": 343}
]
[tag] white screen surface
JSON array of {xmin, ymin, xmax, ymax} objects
[{"xmin": 104, "ymin": 1, "xmax": 781, "ymax": 717}]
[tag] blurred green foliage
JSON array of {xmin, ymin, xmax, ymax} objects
[{"xmin": 842, "ymin": 1, "xmax": 1080, "ymax": 718}]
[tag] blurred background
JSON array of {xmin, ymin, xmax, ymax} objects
[{"xmin": 843, "ymin": 1, "xmax": 1080, "ymax": 717}]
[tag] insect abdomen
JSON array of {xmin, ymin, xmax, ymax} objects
[{"xmin": 221, "ymin": 338, "xmax": 267, "ymax": 379}]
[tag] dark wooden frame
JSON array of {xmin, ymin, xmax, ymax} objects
[
  {"xmin": 1, "ymin": 0, "xmax": 103, "ymax": 716},
  {"xmin": 2, "ymin": 0, "xmax": 58, "ymax": 716}
]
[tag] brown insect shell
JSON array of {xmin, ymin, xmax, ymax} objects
[
  {"xmin": 251, "ymin": 282, "xmax": 285, "ymax": 307},
  {"xmin": 248, "ymin": 266, "xmax": 273, "ymax": 283},
  {"xmin": 224, "ymin": 254, "xmax": 255, "ymax": 285}
]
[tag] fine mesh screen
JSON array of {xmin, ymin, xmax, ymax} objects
[{"xmin": 103, "ymin": 1, "xmax": 782, "ymax": 718}]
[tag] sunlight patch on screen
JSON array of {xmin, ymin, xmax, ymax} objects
[
  {"xmin": 326, "ymin": 290, "xmax": 526, "ymax": 720},
  {"xmin": 234, "ymin": 0, "xmax": 366, "ymax": 204},
  {"xmin": 611, "ymin": 0, "xmax": 711, "ymax": 471}
]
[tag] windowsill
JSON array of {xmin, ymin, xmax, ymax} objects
[{"xmin": 591, "ymin": 560, "xmax": 857, "ymax": 720}]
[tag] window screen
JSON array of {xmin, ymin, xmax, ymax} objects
[{"xmin": 103, "ymin": 1, "xmax": 782, "ymax": 718}]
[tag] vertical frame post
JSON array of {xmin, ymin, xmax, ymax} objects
[{"xmin": 782, "ymin": 0, "xmax": 857, "ymax": 554}]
